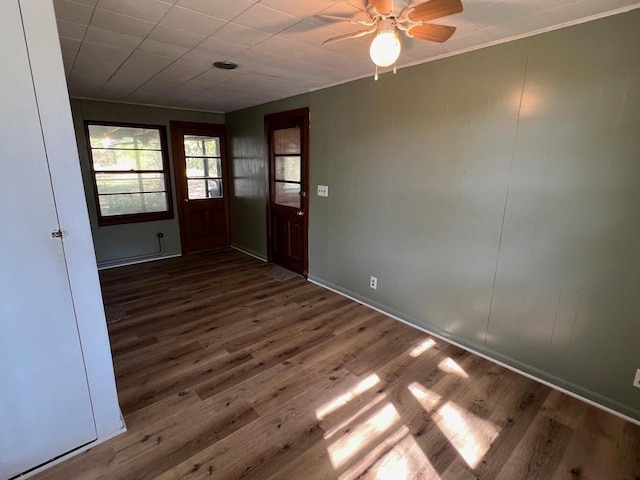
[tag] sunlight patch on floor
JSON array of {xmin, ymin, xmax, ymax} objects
[
  {"xmin": 316, "ymin": 374, "xmax": 380, "ymax": 420},
  {"xmin": 375, "ymin": 452, "xmax": 408, "ymax": 480},
  {"xmin": 408, "ymin": 381, "xmax": 442, "ymax": 412},
  {"xmin": 381, "ymin": 434, "xmax": 441, "ymax": 480},
  {"xmin": 338, "ymin": 430, "xmax": 442, "ymax": 480},
  {"xmin": 432, "ymin": 401, "xmax": 499, "ymax": 468},
  {"xmin": 337, "ymin": 425, "xmax": 409, "ymax": 480},
  {"xmin": 409, "ymin": 338, "xmax": 436, "ymax": 357},
  {"xmin": 328, "ymin": 402, "xmax": 401, "ymax": 469},
  {"xmin": 438, "ymin": 357, "xmax": 469, "ymax": 378},
  {"xmin": 323, "ymin": 393, "xmax": 387, "ymax": 440}
]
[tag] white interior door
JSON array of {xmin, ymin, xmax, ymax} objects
[{"xmin": 0, "ymin": 1, "xmax": 97, "ymax": 478}]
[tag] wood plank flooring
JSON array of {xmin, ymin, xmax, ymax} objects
[{"xmin": 33, "ymin": 249, "xmax": 640, "ymax": 480}]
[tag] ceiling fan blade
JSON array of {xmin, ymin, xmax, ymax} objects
[
  {"xmin": 409, "ymin": 0, "xmax": 463, "ymax": 22},
  {"xmin": 368, "ymin": 0, "xmax": 393, "ymax": 15},
  {"xmin": 322, "ymin": 28, "xmax": 377, "ymax": 45},
  {"xmin": 314, "ymin": 14, "xmax": 376, "ymax": 26},
  {"xmin": 408, "ymin": 24, "xmax": 456, "ymax": 43},
  {"xmin": 315, "ymin": 14, "xmax": 359, "ymax": 23}
]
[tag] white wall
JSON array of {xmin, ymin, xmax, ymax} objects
[{"xmin": 21, "ymin": 0, "xmax": 123, "ymax": 441}]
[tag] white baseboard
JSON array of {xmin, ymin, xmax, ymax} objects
[
  {"xmin": 231, "ymin": 244, "xmax": 267, "ymax": 262},
  {"xmin": 17, "ymin": 425, "xmax": 127, "ymax": 479},
  {"xmin": 97, "ymin": 253, "xmax": 181, "ymax": 270},
  {"xmin": 308, "ymin": 276, "xmax": 640, "ymax": 428}
]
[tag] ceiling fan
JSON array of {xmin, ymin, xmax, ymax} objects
[{"xmin": 316, "ymin": 0, "xmax": 464, "ymax": 78}]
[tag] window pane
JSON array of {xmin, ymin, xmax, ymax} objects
[
  {"xmin": 92, "ymin": 149, "xmax": 163, "ymax": 171},
  {"xmin": 89, "ymin": 125, "xmax": 161, "ymax": 150},
  {"xmin": 275, "ymin": 156, "xmax": 301, "ymax": 182},
  {"xmin": 273, "ymin": 127, "xmax": 300, "ymax": 155},
  {"xmin": 185, "ymin": 157, "xmax": 222, "ymax": 178},
  {"xmin": 188, "ymin": 179, "xmax": 223, "ymax": 199},
  {"xmin": 95, "ymin": 173, "xmax": 165, "ymax": 194},
  {"xmin": 99, "ymin": 192, "xmax": 167, "ymax": 216},
  {"xmin": 183, "ymin": 135, "xmax": 220, "ymax": 157},
  {"xmin": 275, "ymin": 182, "xmax": 300, "ymax": 208}
]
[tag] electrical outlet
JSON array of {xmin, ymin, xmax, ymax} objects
[
  {"xmin": 370, "ymin": 276, "xmax": 377, "ymax": 289},
  {"xmin": 317, "ymin": 185, "xmax": 329, "ymax": 197},
  {"xmin": 634, "ymin": 369, "xmax": 640, "ymax": 389}
]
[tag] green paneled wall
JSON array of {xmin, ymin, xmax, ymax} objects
[
  {"xmin": 71, "ymin": 99, "xmax": 224, "ymax": 265},
  {"xmin": 227, "ymin": 10, "xmax": 640, "ymax": 420},
  {"xmin": 226, "ymin": 94, "xmax": 310, "ymax": 259}
]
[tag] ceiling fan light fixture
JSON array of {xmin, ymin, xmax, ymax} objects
[
  {"xmin": 319, "ymin": 0, "xmax": 463, "ymax": 72},
  {"xmin": 369, "ymin": 25, "xmax": 401, "ymax": 67}
]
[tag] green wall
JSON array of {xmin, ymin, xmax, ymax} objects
[
  {"xmin": 226, "ymin": 94, "xmax": 310, "ymax": 259},
  {"xmin": 71, "ymin": 99, "xmax": 224, "ymax": 265},
  {"xmin": 226, "ymin": 10, "xmax": 640, "ymax": 420}
]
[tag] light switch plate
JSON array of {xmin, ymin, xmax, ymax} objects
[{"xmin": 317, "ymin": 185, "xmax": 328, "ymax": 197}]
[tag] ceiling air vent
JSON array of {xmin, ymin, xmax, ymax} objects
[{"xmin": 213, "ymin": 61, "xmax": 238, "ymax": 70}]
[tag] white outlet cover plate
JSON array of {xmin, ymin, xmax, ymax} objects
[
  {"xmin": 317, "ymin": 185, "xmax": 328, "ymax": 197},
  {"xmin": 370, "ymin": 276, "xmax": 377, "ymax": 289}
]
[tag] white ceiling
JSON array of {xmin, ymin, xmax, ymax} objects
[{"xmin": 54, "ymin": 0, "xmax": 640, "ymax": 113}]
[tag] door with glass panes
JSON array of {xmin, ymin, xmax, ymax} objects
[
  {"xmin": 170, "ymin": 122, "xmax": 230, "ymax": 253},
  {"xmin": 265, "ymin": 108, "xmax": 309, "ymax": 275}
]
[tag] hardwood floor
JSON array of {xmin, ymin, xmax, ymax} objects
[{"xmin": 33, "ymin": 249, "xmax": 640, "ymax": 480}]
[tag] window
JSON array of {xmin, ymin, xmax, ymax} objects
[
  {"xmin": 183, "ymin": 135, "xmax": 223, "ymax": 199},
  {"xmin": 86, "ymin": 122, "xmax": 173, "ymax": 225},
  {"xmin": 272, "ymin": 126, "xmax": 301, "ymax": 208}
]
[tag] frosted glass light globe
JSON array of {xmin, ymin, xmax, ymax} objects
[{"xmin": 369, "ymin": 30, "xmax": 401, "ymax": 67}]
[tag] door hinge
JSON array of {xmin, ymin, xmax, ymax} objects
[{"xmin": 51, "ymin": 229, "xmax": 63, "ymax": 238}]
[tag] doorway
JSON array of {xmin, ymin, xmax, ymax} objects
[
  {"xmin": 170, "ymin": 121, "xmax": 230, "ymax": 254},
  {"xmin": 265, "ymin": 108, "xmax": 310, "ymax": 276}
]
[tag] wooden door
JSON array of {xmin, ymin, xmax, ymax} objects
[
  {"xmin": 171, "ymin": 122, "xmax": 230, "ymax": 253},
  {"xmin": 266, "ymin": 108, "xmax": 310, "ymax": 276},
  {"xmin": 1, "ymin": 1, "xmax": 97, "ymax": 477}
]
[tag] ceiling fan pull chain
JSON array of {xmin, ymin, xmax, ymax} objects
[
  {"xmin": 393, "ymin": 62, "xmax": 397, "ymax": 74},
  {"xmin": 374, "ymin": 64, "xmax": 379, "ymax": 81}
]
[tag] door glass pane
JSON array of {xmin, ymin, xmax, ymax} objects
[
  {"xmin": 273, "ymin": 127, "xmax": 300, "ymax": 154},
  {"xmin": 88, "ymin": 125, "xmax": 161, "ymax": 150},
  {"xmin": 207, "ymin": 179, "xmax": 222, "ymax": 198},
  {"xmin": 275, "ymin": 156, "xmax": 301, "ymax": 182},
  {"xmin": 188, "ymin": 179, "xmax": 223, "ymax": 199},
  {"xmin": 98, "ymin": 192, "xmax": 167, "ymax": 216},
  {"xmin": 275, "ymin": 182, "xmax": 300, "ymax": 208},
  {"xmin": 92, "ymin": 149, "xmax": 163, "ymax": 171},
  {"xmin": 95, "ymin": 172, "xmax": 165, "ymax": 194},
  {"xmin": 185, "ymin": 157, "xmax": 222, "ymax": 178},
  {"xmin": 183, "ymin": 135, "xmax": 220, "ymax": 157}
]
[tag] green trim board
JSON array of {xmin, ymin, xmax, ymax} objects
[{"xmin": 230, "ymin": 244, "xmax": 268, "ymax": 262}]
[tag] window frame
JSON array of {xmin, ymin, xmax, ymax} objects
[
  {"xmin": 183, "ymin": 135, "xmax": 224, "ymax": 199},
  {"xmin": 271, "ymin": 127, "xmax": 302, "ymax": 208},
  {"xmin": 84, "ymin": 121, "xmax": 174, "ymax": 226}
]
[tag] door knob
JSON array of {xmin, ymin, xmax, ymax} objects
[
  {"xmin": 183, "ymin": 199, "xmax": 189, "ymax": 202},
  {"xmin": 296, "ymin": 210, "xmax": 304, "ymax": 216}
]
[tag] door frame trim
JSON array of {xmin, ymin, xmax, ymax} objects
[
  {"xmin": 169, "ymin": 121, "xmax": 230, "ymax": 254},
  {"xmin": 264, "ymin": 107, "xmax": 310, "ymax": 277}
]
